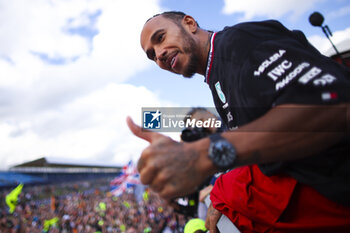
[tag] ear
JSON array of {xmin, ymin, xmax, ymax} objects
[{"xmin": 182, "ymin": 15, "xmax": 198, "ymax": 33}]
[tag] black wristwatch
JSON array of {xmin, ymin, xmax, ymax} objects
[{"xmin": 208, "ymin": 133, "xmax": 237, "ymax": 172}]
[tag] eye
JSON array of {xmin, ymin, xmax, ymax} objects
[
  {"xmin": 146, "ymin": 49, "xmax": 156, "ymax": 61},
  {"xmin": 157, "ymin": 33, "xmax": 164, "ymax": 42}
]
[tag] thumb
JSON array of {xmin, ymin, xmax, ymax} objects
[{"xmin": 126, "ymin": 116, "xmax": 162, "ymax": 143}]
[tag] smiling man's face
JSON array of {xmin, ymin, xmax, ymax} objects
[{"xmin": 140, "ymin": 15, "xmax": 200, "ymax": 78}]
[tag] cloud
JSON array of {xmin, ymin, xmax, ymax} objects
[
  {"xmin": 222, "ymin": 0, "xmax": 325, "ymax": 20},
  {"xmin": 327, "ymin": 5, "xmax": 350, "ymax": 20},
  {"xmin": 0, "ymin": 0, "xmax": 161, "ymax": 91},
  {"xmin": 0, "ymin": 0, "xmax": 165, "ymax": 169},
  {"xmin": 0, "ymin": 83, "xmax": 176, "ymax": 169}
]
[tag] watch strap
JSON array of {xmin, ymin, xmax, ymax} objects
[{"xmin": 209, "ymin": 133, "xmax": 224, "ymax": 143}]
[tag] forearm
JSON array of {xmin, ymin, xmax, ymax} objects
[
  {"xmin": 231, "ymin": 103, "xmax": 349, "ymax": 166},
  {"xmin": 226, "ymin": 129, "xmax": 344, "ymax": 167},
  {"xmin": 192, "ymin": 103, "xmax": 349, "ymax": 175}
]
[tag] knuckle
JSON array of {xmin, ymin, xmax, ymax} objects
[
  {"xmin": 139, "ymin": 174, "xmax": 149, "ymax": 185},
  {"xmin": 139, "ymin": 168, "xmax": 152, "ymax": 184},
  {"xmin": 138, "ymin": 147, "xmax": 154, "ymax": 171},
  {"xmin": 150, "ymin": 184, "xmax": 160, "ymax": 192},
  {"xmin": 149, "ymin": 159, "xmax": 158, "ymax": 169},
  {"xmin": 142, "ymin": 146, "xmax": 153, "ymax": 158},
  {"xmin": 137, "ymin": 159, "xmax": 144, "ymax": 172},
  {"xmin": 138, "ymin": 152, "xmax": 158, "ymax": 172},
  {"xmin": 156, "ymin": 135, "xmax": 173, "ymax": 146},
  {"xmin": 150, "ymin": 172, "xmax": 169, "ymax": 193},
  {"xmin": 160, "ymin": 186, "xmax": 175, "ymax": 200},
  {"xmin": 157, "ymin": 171, "xmax": 169, "ymax": 183}
]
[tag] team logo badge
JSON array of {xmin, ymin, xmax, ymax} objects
[{"xmin": 215, "ymin": 82, "xmax": 226, "ymax": 104}]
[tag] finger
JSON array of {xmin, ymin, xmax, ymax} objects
[
  {"xmin": 139, "ymin": 161, "xmax": 158, "ymax": 185},
  {"xmin": 126, "ymin": 116, "xmax": 162, "ymax": 143},
  {"xmin": 159, "ymin": 184, "xmax": 178, "ymax": 201},
  {"xmin": 137, "ymin": 145, "xmax": 158, "ymax": 172},
  {"xmin": 149, "ymin": 170, "xmax": 170, "ymax": 193},
  {"xmin": 137, "ymin": 156, "xmax": 145, "ymax": 173},
  {"xmin": 137, "ymin": 147, "xmax": 151, "ymax": 172},
  {"xmin": 126, "ymin": 116, "xmax": 153, "ymax": 143}
]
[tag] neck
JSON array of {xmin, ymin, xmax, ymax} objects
[{"xmin": 197, "ymin": 30, "xmax": 213, "ymax": 76}]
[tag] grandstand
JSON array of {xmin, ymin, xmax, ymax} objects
[
  {"xmin": 0, "ymin": 157, "xmax": 121, "ymax": 189},
  {"xmin": 325, "ymin": 39, "xmax": 350, "ymax": 68}
]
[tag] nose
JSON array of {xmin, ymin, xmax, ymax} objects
[{"xmin": 155, "ymin": 47, "xmax": 167, "ymax": 68}]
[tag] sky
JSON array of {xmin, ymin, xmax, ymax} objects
[{"xmin": 0, "ymin": 0, "xmax": 349, "ymax": 170}]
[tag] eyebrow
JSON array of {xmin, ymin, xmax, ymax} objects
[
  {"xmin": 145, "ymin": 29, "xmax": 164, "ymax": 60},
  {"xmin": 150, "ymin": 29, "xmax": 164, "ymax": 43}
]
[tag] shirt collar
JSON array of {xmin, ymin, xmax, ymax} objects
[{"xmin": 205, "ymin": 32, "xmax": 217, "ymax": 84}]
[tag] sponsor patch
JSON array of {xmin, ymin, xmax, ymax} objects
[
  {"xmin": 275, "ymin": 62, "xmax": 310, "ymax": 91},
  {"xmin": 254, "ymin": 49, "xmax": 286, "ymax": 76},
  {"xmin": 298, "ymin": 67, "xmax": 322, "ymax": 84},
  {"xmin": 322, "ymin": 92, "xmax": 338, "ymax": 101},
  {"xmin": 267, "ymin": 60, "xmax": 293, "ymax": 81},
  {"xmin": 215, "ymin": 82, "xmax": 226, "ymax": 104},
  {"xmin": 313, "ymin": 74, "xmax": 337, "ymax": 86},
  {"xmin": 226, "ymin": 112, "xmax": 233, "ymax": 122}
]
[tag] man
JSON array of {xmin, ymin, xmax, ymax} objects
[{"xmin": 127, "ymin": 11, "xmax": 350, "ymax": 232}]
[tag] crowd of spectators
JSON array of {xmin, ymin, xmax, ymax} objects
[{"xmin": 0, "ymin": 178, "xmax": 188, "ymax": 233}]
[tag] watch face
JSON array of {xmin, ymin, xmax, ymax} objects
[{"xmin": 209, "ymin": 139, "xmax": 236, "ymax": 170}]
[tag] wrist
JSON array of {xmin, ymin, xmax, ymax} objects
[
  {"xmin": 184, "ymin": 137, "xmax": 219, "ymax": 180},
  {"xmin": 208, "ymin": 133, "xmax": 237, "ymax": 171}
]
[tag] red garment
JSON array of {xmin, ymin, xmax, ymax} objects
[{"xmin": 210, "ymin": 165, "xmax": 350, "ymax": 233}]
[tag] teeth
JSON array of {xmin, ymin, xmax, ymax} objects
[{"xmin": 171, "ymin": 57, "xmax": 175, "ymax": 67}]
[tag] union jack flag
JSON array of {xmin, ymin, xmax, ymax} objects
[{"xmin": 110, "ymin": 160, "xmax": 140, "ymax": 196}]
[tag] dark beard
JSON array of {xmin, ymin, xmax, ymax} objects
[
  {"xmin": 183, "ymin": 54, "xmax": 199, "ymax": 78},
  {"xmin": 181, "ymin": 28, "xmax": 200, "ymax": 78}
]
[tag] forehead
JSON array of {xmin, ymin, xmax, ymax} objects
[{"xmin": 140, "ymin": 15, "xmax": 176, "ymax": 50}]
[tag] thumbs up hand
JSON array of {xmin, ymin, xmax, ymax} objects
[{"xmin": 126, "ymin": 116, "xmax": 215, "ymax": 201}]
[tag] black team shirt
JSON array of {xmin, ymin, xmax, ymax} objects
[{"xmin": 205, "ymin": 20, "xmax": 350, "ymax": 207}]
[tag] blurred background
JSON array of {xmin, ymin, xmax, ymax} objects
[{"xmin": 0, "ymin": 0, "xmax": 349, "ymax": 231}]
